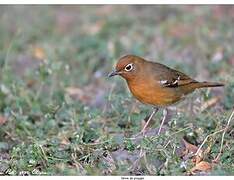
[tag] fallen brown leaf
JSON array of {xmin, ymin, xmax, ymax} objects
[
  {"xmin": 33, "ymin": 47, "xmax": 46, "ymax": 60},
  {"xmin": 182, "ymin": 139, "xmax": 203, "ymax": 164},
  {"xmin": 189, "ymin": 161, "xmax": 212, "ymax": 175},
  {"xmin": 182, "ymin": 138, "xmax": 199, "ymax": 154},
  {"xmin": 26, "ymin": 79, "xmax": 37, "ymax": 88}
]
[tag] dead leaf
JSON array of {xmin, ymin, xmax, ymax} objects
[
  {"xmin": 0, "ymin": 116, "xmax": 7, "ymax": 126},
  {"xmin": 182, "ymin": 138, "xmax": 199, "ymax": 154},
  {"xmin": 33, "ymin": 47, "xmax": 46, "ymax": 60},
  {"xmin": 26, "ymin": 79, "xmax": 37, "ymax": 88},
  {"xmin": 181, "ymin": 139, "xmax": 203, "ymax": 164},
  {"xmin": 189, "ymin": 161, "xmax": 212, "ymax": 175}
]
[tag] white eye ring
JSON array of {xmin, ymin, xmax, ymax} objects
[{"xmin": 124, "ymin": 63, "xmax": 133, "ymax": 72}]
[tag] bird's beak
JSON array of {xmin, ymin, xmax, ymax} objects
[{"xmin": 108, "ymin": 70, "xmax": 119, "ymax": 77}]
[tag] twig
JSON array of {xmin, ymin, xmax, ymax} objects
[
  {"xmin": 163, "ymin": 140, "xmax": 171, "ymax": 149},
  {"xmin": 213, "ymin": 107, "xmax": 234, "ymax": 162},
  {"xmin": 195, "ymin": 128, "xmax": 224, "ymax": 156},
  {"xmin": 169, "ymin": 126, "xmax": 192, "ymax": 137},
  {"xmin": 195, "ymin": 107, "xmax": 234, "ymax": 157},
  {"xmin": 39, "ymin": 145, "xmax": 48, "ymax": 167}
]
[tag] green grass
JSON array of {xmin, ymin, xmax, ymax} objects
[{"xmin": 0, "ymin": 5, "xmax": 234, "ymax": 175}]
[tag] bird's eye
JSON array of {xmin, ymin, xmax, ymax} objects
[{"xmin": 124, "ymin": 63, "xmax": 133, "ymax": 72}]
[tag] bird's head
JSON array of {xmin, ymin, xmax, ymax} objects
[{"xmin": 108, "ymin": 55, "xmax": 145, "ymax": 81}]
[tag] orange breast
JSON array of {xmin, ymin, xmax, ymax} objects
[{"xmin": 127, "ymin": 79, "xmax": 183, "ymax": 106}]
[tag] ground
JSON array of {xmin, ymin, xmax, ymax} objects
[{"xmin": 0, "ymin": 5, "xmax": 234, "ymax": 175}]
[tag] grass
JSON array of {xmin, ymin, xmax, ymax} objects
[{"xmin": 0, "ymin": 5, "xmax": 234, "ymax": 175}]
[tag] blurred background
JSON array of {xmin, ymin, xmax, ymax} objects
[{"xmin": 0, "ymin": 5, "xmax": 234, "ymax": 175}]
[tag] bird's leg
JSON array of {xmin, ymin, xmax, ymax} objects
[
  {"xmin": 157, "ymin": 108, "xmax": 168, "ymax": 135},
  {"xmin": 141, "ymin": 107, "xmax": 159, "ymax": 134}
]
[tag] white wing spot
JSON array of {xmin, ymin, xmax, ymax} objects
[
  {"xmin": 160, "ymin": 80, "xmax": 168, "ymax": 85},
  {"xmin": 172, "ymin": 76, "xmax": 180, "ymax": 85}
]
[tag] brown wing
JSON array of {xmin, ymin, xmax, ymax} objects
[{"xmin": 150, "ymin": 62, "xmax": 197, "ymax": 88}]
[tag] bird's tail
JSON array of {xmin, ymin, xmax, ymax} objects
[{"xmin": 195, "ymin": 81, "xmax": 224, "ymax": 89}]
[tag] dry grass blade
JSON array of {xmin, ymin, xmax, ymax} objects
[
  {"xmin": 213, "ymin": 107, "xmax": 234, "ymax": 162},
  {"xmin": 195, "ymin": 129, "xmax": 224, "ymax": 156},
  {"xmin": 200, "ymin": 97, "xmax": 221, "ymax": 112},
  {"xmin": 196, "ymin": 107, "xmax": 234, "ymax": 160}
]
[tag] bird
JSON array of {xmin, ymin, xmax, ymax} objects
[{"xmin": 108, "ymin": 55, "xmax": 224, "ymax": 135}]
